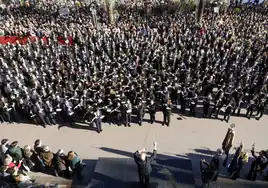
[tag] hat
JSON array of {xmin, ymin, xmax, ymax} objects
[{"xmin": 4, "ymin": 154, "xmax": 13, "ymax": 166}]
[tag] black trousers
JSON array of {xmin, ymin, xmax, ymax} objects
[
  {"xmin": 149, "ymin": 112, "xmax": 155, "ymax": 124},
  {"xmin": 115, "ymin": 112, "xmax": 122, "ymax": 126},
  {"xmin": 125, "ymin": 113, "xmax": 131, "ymax": 126},
  {"xmin": 45, "ymin": 113, "xmax": 57, "ymax": 125},
  {"xmin": 223, "ymin": 149, "xmax": 230, "ymax": 167},
  {"xmin": 246, "ymin": 107, "xmax": 254, "ymax": 119},
  {"xmin": 37, "ymin": 113, "xmax": 47, "ymax": 127},
  {"xmin": 189, "ymin": 105, "xmax": 196, "ymax": 116},
  {"xmin": 2, "ymin": 111, "xmax": 11, "ymax": 123},
  {"xmin": 180, "ymin": 101, "xmax": 186, "ymax": 114},
  {"xmin": 139, "ymin": 173, "xmax": 150, "ymax": 188},
  {"xmin": 247, "ymin": 161, "xmax": 258, "ymax": 181},
  {"xmin": 223, "ymin": 111, "xmax": 231, "ymax": 122},
  {"xmin": 256, "ymin": 107, "xmax": 264, "ymax": 119},
  {"xmin": 137, "ymin": 111, "xmax": 143, "ymax": 125},
  {"xmin": 203, "ymin": 103, "xmax": 209, "ymax": 117},
  {"xmin": 163, "ymin": 112, "xmax": 170, "ymax": 126},
  {"xmin": 94, "ymin": 119, "xmax": 102, "ymax": 133}
]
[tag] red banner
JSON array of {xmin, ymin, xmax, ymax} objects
[{"xmin": 0, "ymin": 36, "xmax": 73, "ymax": 45}]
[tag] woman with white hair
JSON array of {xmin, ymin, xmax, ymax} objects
[
  {"xmin": 39, "ymin": 145, "xmax": 54, "ymax": 169},
  {"xmin": 133, "ymin": 142, "xmax": 157, "ymax": 188},
  {"xmin": 22, "ymin": 145, "xmax": 35, "ymax": 172}
]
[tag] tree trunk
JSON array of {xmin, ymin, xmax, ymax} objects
[
  {"xmin": 106, "ymin": 0, "xmax": 115, "ymax": 24},
  {"xmin": 196, "ymin": 0, "xmax": 204, "ymax": 23}
]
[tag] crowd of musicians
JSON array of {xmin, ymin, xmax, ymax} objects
[
  {"xmin": 201, "ymin": 123, "xmax": 268, "ymax": 187},
  {"xmin": 0, "ymin": 1, "xmax": 267, "ymax": 133}
]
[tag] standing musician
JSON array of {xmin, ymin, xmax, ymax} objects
[
  {"xmin": 124, "ymin": 99, "xmax": 132, "ymax": 127},
  {"xmin": 211, "ymin": 94, "xmax": 224, "ymax": 119},
  {"xmin": 203, "ymin": 94, "xmax": 212, "ymax": 117},
  {"xmin": 147, "ymin": 99, "xmax": 156, "ymax": 124},
  {"xmin": 63, "ymin": 98, "xmax": 74, "ymax": 126},
  {"xmin": 233, "ymin": 97, "xmax": 243, "ymax": 116},
  {"xmin": 134, "ymin": 99, "xmax": 144, "ymax": 126},
  {"xmin": 33, "ymin": 102, "xmax": 47, "ymax": 128},
  {"xmin": 91, "ymin": 106, "xmax": 103, "ymax": 133},
  {"xmin": 162, "ymin": 99, "xmax": 172, "ymax": 127},
  {"xmin": 189, "ymin": 93, "xmax": 198, "ymax": 117},
  {"xmin": 179, "ymin": 87, "xmax": 187, "ymax": 114},
  {"xmin": 255, "ymin": 97, "xmax": 266, "ymax": 120},
  {"xmin": 43, "ymin": 99, "xmax": 57, "ymax": 125},
  {"xmin": 113, "ymin": 101, "xmax": 122, "ymax": 126},
  {"xmin": 222, "ymin": 123, "xmax": 235, "ymax": 167},
  {"xmin": 246, "ymin": 100, "xmax": 256, "ymax": 120},
  {"xmin": 100, "ymin": 99, "xmax": 113, "ymax": 124},
  {"xmin": 222, "ymin": 102, "xmax": 234, "ymax": 123},
  {"xmin": 0, "ymin": 97, "xmax": 12, "ymax": 123}
]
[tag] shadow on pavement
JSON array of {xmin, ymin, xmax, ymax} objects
[{"xmin": 98, "ymin": 147, "xmax": 195, "ymax": 187}]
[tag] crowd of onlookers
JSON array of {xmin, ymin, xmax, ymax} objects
[
  {"xmin": 0, "ymin": 138, "xmax": 85, "ymax": 187},
  {"xmin": 201, "ymin": 124, "xmax": 268, "ymax": 187}
]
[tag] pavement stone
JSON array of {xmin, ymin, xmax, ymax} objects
[{"xmin": 0, "ymin": 111, "xmax": 268, "ymax": 187}]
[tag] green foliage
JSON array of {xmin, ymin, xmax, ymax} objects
[
  {"xmin": 179, "ymin": 0, "xmax": 197, "ymax": 11},
  {"xmin": 234, "ymin": 7, "xmax": 241, "ymax": 13}
]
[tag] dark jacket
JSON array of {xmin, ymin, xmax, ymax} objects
[
  {"xmin": 134, "ymin": 150, "xmax": 157, "ymax": 176},
  {"xmin": 55, "ymin": 154, "xmax": 67, "ymax": 172},
  {"xmin": 7, "ymin": 146, "xmax": 23, "ymax": 162}
]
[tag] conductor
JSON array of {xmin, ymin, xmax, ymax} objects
[{"xmin": 134, "ymin": 142, "xmax": 157, "ymax": 188}]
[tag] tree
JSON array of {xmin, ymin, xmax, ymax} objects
[
  {"xmin": 196, "ymin": 0, "xmax": 205, "ymax": 23},
  {"xmin": 105, "ymin": 0, "xmax": 115, "ymax": 24}
]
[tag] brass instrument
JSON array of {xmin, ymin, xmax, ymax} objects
[
  {"xmin": 65, "ymin": 101, "xmax": 74, "ymax": 116},
  {"xmin": 89, "ymin": 109, "xmax": 105, "ymax": 124},
  {"xmin": 4, "ymin": 103, "xmax": 12, "ymax": 112},
  {"xmin": 126, "ymin": 102, "xmax": 132, "ymax": 114}
]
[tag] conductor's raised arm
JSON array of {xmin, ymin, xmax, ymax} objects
[{"xmin": 148, "ymin": 142, "xmax": 157, "ymax": 163}]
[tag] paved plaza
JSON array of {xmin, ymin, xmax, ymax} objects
[{"xmin": 0, "ymin": 111, "xmax": 268, "ymax": 187}]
